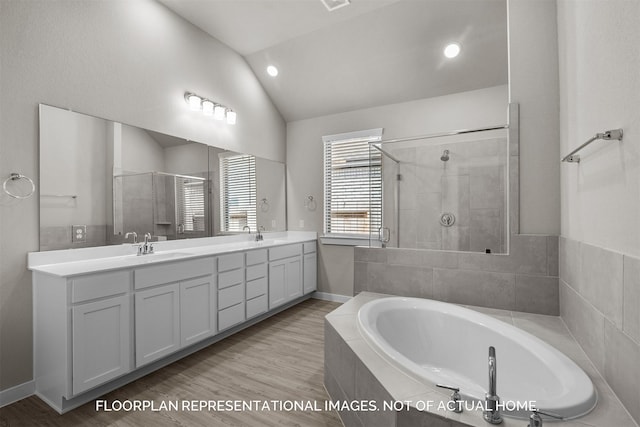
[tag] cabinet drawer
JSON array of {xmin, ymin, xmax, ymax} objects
[
  {"xmin": 246, "ymin": 277, "xmax": 267, "ymax": 300},
  {"xmin": 218, "ymin": 303, "xmax": 245, "ymax": 331},
  {"xmin": 72, "ymin": 270, "xmax": 131, "ymax": 303},
  {"xmin": 269, "ymin": 244, "xmax": 302, "ymax": 261},
  {"xmin": 218, "ymin": 283, "xmax": 244, "ymax": 310},
  {"xmin": 246, "ymin": 263, "xmax": 267, "ymax": 281},
  {"xmin": 135, "ymin": 257, "xmax": 214, "ymax": 290},
  {"xmin": 218, "ymin": 268, "xmax": 244, "ymax": 289},
  {"xmin": 246, "ymin": 294, "xmax": 268, "ymax": 319},
  {"xmin": 218, "ymin": 253, "xmax": 244, "ymax": 272},
  {"xmin": 303, "ymin": 241, "xmax": 316, "ymax": 254},
  {"xmin": 246, "ymin": 249, "xmax": 267, "ymax": 266}
]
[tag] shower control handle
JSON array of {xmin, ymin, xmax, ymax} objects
[{"xmin": 436, "ymin": 384, "xmax": 463, "ymax": 413}]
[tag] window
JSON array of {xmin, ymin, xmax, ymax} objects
[
  {"xmin": 220, "ymin": 153, "xmax": 257, "ymax": 232},
  {"xmin": 175, "ymin": 175, "xmax": 206, "ymax": 233},
  {"xmin": 323, "ymin": 128, "xmax": 383, "ymax": 240}
]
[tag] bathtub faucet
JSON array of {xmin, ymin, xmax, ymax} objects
[
  {"xmin": 483, "ymin": 346, "xmax": 503, "ymax": 424},
  {"xmin": 436, "ymin": 384, "xmax": 463, "ymax": 413}
]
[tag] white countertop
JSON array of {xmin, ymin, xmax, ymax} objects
[{"xmin": 28, "ymin": 231, "xmax": 317, "ymax": 277}]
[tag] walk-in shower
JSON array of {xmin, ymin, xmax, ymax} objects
[
  {"xmin": 113, "ymin": 171, "xmax": 210, "ymax": 241},
  {"xmin": 369, "ymin": 127, "xmax": 509, "ymax": 253}
]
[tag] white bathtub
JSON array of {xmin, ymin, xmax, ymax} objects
[{"xmin": 357, "ymin": 297, "xmax": 597, "ymax": 420}]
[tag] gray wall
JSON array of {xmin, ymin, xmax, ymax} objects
[
  {"xmin": 0, "ymin": 0, "xmax": 285, "ymax": 391},
  {"xmin": 557, "ymin": 0, "xmax": 640, "ymax": 423}
]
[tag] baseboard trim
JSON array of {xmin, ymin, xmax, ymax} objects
[
  {"xmin": 312, "ymin": 291, "xmax": 351, "ymax": 303},
  {"xmin": 0, "ymin": 380, "xmax": 35, "ymax": 408}
]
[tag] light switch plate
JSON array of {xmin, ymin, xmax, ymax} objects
[{"xmin": 72, "ymin": 225, "xmax": 87, "ymax": 243}]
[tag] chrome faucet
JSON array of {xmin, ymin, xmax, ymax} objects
[
  {"xmin": 125, "ymin": 231, "xmax": 138, "ymax": 244},
  {"xmin": 528, "ymin": 409, "xmax": 563, "ymax": 427},
  {"xmin": 140, "ymin": 232, "xmax": 154, "ymax": 255},
  {"xmin": 255, "ymin": 226, "xmax": 265, "ymax": 241},
  {"xmin": 243, "ymin": 225, "xmax": 251, "ymax": 235},
  {"xmin": 436, "ymin": 384, "xmax": 463, "ymax": 413},
  {"xmin": 483, "ymin": 346, "xmax": 503, "ymax": 424}
]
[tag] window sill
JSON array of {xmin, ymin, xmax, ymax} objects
[{"xmin": 319, "ymin": 236, "xmax": 370, "ymax": 247}]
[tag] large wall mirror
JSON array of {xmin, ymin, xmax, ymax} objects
[{"xmin": 39, "ymin": 104, "xmax": 286, "ymax": 251}]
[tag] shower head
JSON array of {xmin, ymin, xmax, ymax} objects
[{"xmin": 440, "ymin": 149, "xmax": 450, "ymax": 162}]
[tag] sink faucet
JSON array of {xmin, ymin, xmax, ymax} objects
[
  {"xmin": 483, "ymin": 346, "xmax": 503, "ymax": 424},
  {"xmin": 243, "ymin": 225, "xmax": 251, "ymax": 235},
  {"xmin": 255, "ymin": 226, "xmax": 265, "ymax": 241},
  {"xmin": 140, "ymin": 232, "xmax": 154, "ymax": 255},
  {"xmin": 125, "ymin": 231, "xmax": 138, "ymax": 244}
]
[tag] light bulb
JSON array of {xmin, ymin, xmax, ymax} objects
[
  {"xmin": 202, "ymin": 100, "xmax": 214, "ymax": 116},
  {"xmin": 188, "ymin": 94, "xmax": 202, "ymax": 111},
  {"xmin": 226, "ymin": 110, "xmax": 236, "ymax": 125},
  {"xmin": 214, "ymin": 105, "xmax": 226, "ymax": 120},
  {"xmin": 267, "ymin": 65, "xmax": 278, "ymax": 77},
  {"xmin": 444, "ymin": 43, "xmax": 461, "ymax": 59}
]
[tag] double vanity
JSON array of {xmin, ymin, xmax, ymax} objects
[{"xmin": 28, "ymin": 232, "xmax": 317, "ymax": 413}]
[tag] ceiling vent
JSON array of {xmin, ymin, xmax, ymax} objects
[{"xmin": 320, "ymin": 0, "xmax": 350, "ymax": 12}]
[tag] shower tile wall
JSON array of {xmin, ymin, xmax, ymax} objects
[{"xmin": 384, "ymin": 138, "xmax": 507, "ymax": 253}]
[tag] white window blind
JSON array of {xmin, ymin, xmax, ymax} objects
[
  {"xmin": 220, "ymin": 154, "xmax": 257, "ymax": 232},
  {"xmin": 323, "ymin": 129, "xmax": 382, "ymax": 238},
  {"xmin": 175, "ymin": 176, "xmax": 206, "ymax": 233}
]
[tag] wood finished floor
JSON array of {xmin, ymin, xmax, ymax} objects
[{"xmin": 0, "ymin": 299, "xmax": 343, "ymax": 427}]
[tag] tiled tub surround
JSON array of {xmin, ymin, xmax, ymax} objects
[
  {"xmin": 354, "ymin": 234, "xmax": 559, "ymax": 315},
  {"xmin": 559, "ymin": 237, "xmax": 640, "ymax": 425},
  {"xmin": 325, "ymin": 292, "xmax": 638, "ymax": 427}
]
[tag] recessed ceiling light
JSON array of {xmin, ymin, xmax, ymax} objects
[
  {"xmin": 267, "ymin": 65, "xmax": 279, "ymax": 77},
  {"xmin": 444, "ymin": 43, "xmax": 461, "ymax": 59},
  {"xmin": 320, "ymin": 0, "xmax": 350, "ymax": 12}
]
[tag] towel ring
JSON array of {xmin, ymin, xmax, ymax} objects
[
  {"xmin": 305, "ymin": 195, "xmax": 317, "ymax": 211},
  {"xmin": 259, "ymin": 197, "xmax": 270, "ymax": 212},
  {"xmin": 3, "ymin": 173, "xmax": 35, "ymax": 199}
]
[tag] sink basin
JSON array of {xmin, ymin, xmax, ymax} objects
[{"xmin": 123, "ymin": 252, "xmax": 193, "ymax": 264}]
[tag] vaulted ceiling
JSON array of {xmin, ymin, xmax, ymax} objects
[{"xmin": 159, "ymin": 0, "xmax": 508, "ymax": 122}]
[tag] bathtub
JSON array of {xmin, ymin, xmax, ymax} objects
[{"xmin": 357, "ymin": 297, "xmax": 597, "ymax": 420}]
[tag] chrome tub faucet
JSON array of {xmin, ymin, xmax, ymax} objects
[{"xmin": 484, "ymin": 346, "xmax": 503, "ymax": 424}]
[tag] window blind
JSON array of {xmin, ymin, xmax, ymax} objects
[
  {"xmin": 324, "ymin": 137, "xmax": 382, "ymax": 237},
  {"xmin": 220, "ymin": 154, "xmax": 257, "ymax": 232},
  {"xmin": 175, "ymin": 176, "xmax": 206, "ymax": 233}
]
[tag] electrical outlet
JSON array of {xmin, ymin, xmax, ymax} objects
[
  {"xmin": 271, "ymin": 220, "xmax": 277, "ymax": 229},
  {"xmin": 72, "ymin": 225, "xmax": 87, "ymax": 243},
  {"xmin": 299, "ymin": 219, "xmax": 304, "ymax": 228}
]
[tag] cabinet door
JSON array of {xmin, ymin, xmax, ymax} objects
[
  {"xmin": 303, "ymin": 252, "xmax": 317, "ymax": 295},
  {"xmin": 269, "ymin": 260, "xmax": 286, "ymax": 309},
  {"xmin": 180, "ymin": 276, "xmax": 216, "ymax": 347},
  {"xmin": 135, "ymin": 283, "xmax": 180, "ymax": 367},
  {"xmin": 285, "ymin": 256, "xmax": 303, "ymax": 301},
  {"xmin": 72, "ymin": 295, "xmax": 131, "ymax": 395}
]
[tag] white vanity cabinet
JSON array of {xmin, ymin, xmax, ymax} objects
[
  {"xmin": 134, "ymin": 257, "xmax": 215, "ymax": 367},
  {"xmin": 245, "ymin": 249, "xmax": 268, "ymax": 319},
  {"xmin": 303, "ymin": 242, "xmax": 317, "ymax": 295},
  {"xmin": 30, "ymin": 234, "xmax": 318, "ymax": 413},
  {"xmin": 71, "ymin": 271, "xmax": 132, "ymax": 395},
  {"xmin": 217, "ymin": 252, "xmax": 246, "ymax": 331},
  {"xmin": 268, "ymin": 244, "xmax": 303, "ymax": 309}
]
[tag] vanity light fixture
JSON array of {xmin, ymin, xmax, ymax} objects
[
  {"xmin": 184, "ymin": 92, "xmax": 237, "ymax": 125},
  {"xmin": 266, "ymin": 65, "xmax": 278, "ymax": 77},
  {"xmin": 226, "ymin": 109, "xmax": 237, "ymax": 125},
  {"xmin": 202, "ymin": 99, "xmax": 214, "ymax": 116},
  {"xmin": 214, "ymin": 104, "xmax": 226, "ymax": 120},
  {"xmin": 444, "ymin": 43, "xmax": 461, "ymax": 59},
  {"xmin": 186, "ymin": 93, "xmax": 202, "ymax": 111}
]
